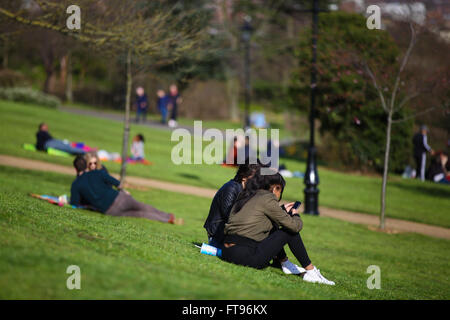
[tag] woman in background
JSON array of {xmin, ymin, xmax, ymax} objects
[{"xmin": 130, "ymin": 134, "xmax": 145, "ymax": 161}]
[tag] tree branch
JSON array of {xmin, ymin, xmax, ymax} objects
[
  {"xmin": 363, "ymin": 61, "xmax": 389, "ymax": 113},
  {"xmin": 392, "ymin": 102, "xmax": 449, "ymax": 124},
  {"xmin": 390, "ymin": 22, "xmax": 416, "ymax": 112}
]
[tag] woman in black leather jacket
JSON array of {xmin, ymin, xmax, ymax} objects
[{"xmin": 203, "ymin": 163, "xmax": 260, "ymax": 248}]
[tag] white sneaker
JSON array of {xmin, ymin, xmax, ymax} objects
[
  {"xmin": 303, "ymin": 266, "xmax": 335, "ymax": 285},
  {"xmin": 281, "ymin": 259, "xmax": 306, "ymax": 275}
]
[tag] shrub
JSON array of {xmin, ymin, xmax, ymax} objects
[
  {"xmin": 0, "ymin": 69, "xmax": 29, "ymax": 88},
  {"xmin": 0, "ymin": 87, "xmax": 61, "ymax": 108}
]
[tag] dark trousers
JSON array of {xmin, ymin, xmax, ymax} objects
[
  {"xmin": 415, "ymin": 152, "xmax": 426, "ymax": 181},
  {"xmin": 135, "ymin": 109, "xmax": 147, "ymax": 123},
  {"xmin": 105, "ymin": 191, "xmax": 172, "ymax": 223},
  {"xmin": 221, "ymin": 229, "xmax": 311, "ymax": 270}
]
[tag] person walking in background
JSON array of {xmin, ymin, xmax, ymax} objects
[
  {"xmin": 135, "ymin": 86, "xmax": 149, "ymax": 124},
  {"xmin": 413, "ymin": 125, "xmax": 434, "ymax": 182},
  {"xmin": 168, "ymin": 84, "xmax": 182, "ymax": 128},
  {"xmin": 129, "ymin": 134, "xmax": 145, "ymax": 161},
  {"xmin": 156, "ymin": 89, "xmax": 169, "ymax": 124}
]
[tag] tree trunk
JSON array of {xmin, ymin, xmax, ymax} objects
[
  {"xmin": 65, "ymin": 52, "xmax": 73, "ymax": 103},
  {"xmin": 59, "ymin": 54, "xmax": 68, "ymax": 98},
  {"xmin": 2, "ymin": 36, "xmax": 8, "ymax": 69},
  {"xmin": 120, "ymin": 49, "xmax": 132, "ymax": 183},
  {"xmin": 380, "ymin": 109, "xmax": 393, "ymax": 229},
  {"xmin": 43, "ymin": 69, "xmax": 53, "ymax": 93}
]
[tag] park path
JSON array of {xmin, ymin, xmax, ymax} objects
[
  {"xmin": 59, "ymin": 106, "xmax": 302, "ymax": 145},
  {"xmin": 59, "ymin": 106, "xmax": 203, "ymax": 135},
  {"xmin": 1, "ymin": 154, "xmax": 449, "ymax": 240}
]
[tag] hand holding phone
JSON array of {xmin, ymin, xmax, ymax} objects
[{"xmin": 289, "ymin": 201, "xmax": 302, "ymax": 215}]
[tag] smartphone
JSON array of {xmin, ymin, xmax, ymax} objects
[
  {"xmin": 292, "ymin": 201, "xmax": 302, "ymax": 210},
  {"xmin": 288, "ymin": 201, "xmax": 302, "ymax": 214}
]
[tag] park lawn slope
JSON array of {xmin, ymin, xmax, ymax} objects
[
  {"xmin": 0, "ymin": 165, "xmax": 449, "ymax": 299},
  {"xmin": 1, "ymin": 100, "xmax": 450, "ymax": 228}
]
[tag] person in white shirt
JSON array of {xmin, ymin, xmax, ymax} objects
[{"xmin": 130, "ymin": 134, "xmax": 145, "ymax": 160}]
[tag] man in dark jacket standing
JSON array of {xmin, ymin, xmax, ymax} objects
[
  {"xmin": 413, "ymin": 125, "xmax": 434, "ymax": 182},
  {"xmin": 203, "ymin": 163, "xmax": 260, "ymax": 249}
]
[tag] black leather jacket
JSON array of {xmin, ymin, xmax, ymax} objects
[{"xmin": 203, "ymin": 180, "xmax": 243, "ymax": 243}]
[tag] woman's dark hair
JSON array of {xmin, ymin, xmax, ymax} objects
[
  {"xmin": 137, "ymin": 134, "xmax": 145, "ymax": 142},
  {"xmin": 233, "ymin": 168, "xmax": 286, "ymax": 213},
  {"xmin": 233, "ymin": 163, "xmax": 260, "ymax": 183}
]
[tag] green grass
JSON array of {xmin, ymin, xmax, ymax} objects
[
  {"xmin": 1, "ymin": 100, "xmax": 450, "ymax": 228},
  {"xmin": 65, "ymin": 101, "xmax": 295, "ymax": 139},
  {"xmin": 0, "ymin": 165, "xmax": 449, "ymax": 299}
]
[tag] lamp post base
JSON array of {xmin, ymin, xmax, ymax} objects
[
  {"xmin": 303, "ymin": 146, "xmax": 320, "ymax": 216},
  {"xmin": 303, "ymin": 185, "xmax": 319, "ymax": 215}
]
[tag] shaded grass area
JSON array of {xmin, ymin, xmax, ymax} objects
[
  {"xmin": 1, "ymin": 100, "xmax": 449, "ymax": 228},
  {"xmin": 0, "ymin": 165, "xmax": 449, "ymax": 299}
]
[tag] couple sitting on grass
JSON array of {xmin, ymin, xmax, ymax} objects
[
  {"xmin": 204, "ymin": 162, "xmax": 335, "ymax": 285},
  {"xmin": 70, "ymin": 155, "xmax": 183, "ymax": 225}
]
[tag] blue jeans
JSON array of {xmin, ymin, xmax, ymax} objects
[
  {"xmin": 45, "ymin": 139, "xmax": 85, "ymax": 155},
  {"xmin": 136, "ymin": 109, "xmax": 147, "ymax": 123},
  {"xmin": 160, "ymin": 108, "xmax": 168, "ymax": 124}
]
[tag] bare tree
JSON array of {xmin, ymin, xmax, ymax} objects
[
  {"xmin": 363, "ymin": 21, "xmax": 449, "ymax": 229},
  {"xmin": 0, "ymin": 0, "xmax": 206, "ymax": 182},
  {"xmin": 363, "ymin": 22, "xmax": 416, "ymax": 229}
]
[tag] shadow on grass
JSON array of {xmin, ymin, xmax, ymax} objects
[
  {"xmin": 178, "ymin": 173, "xmax": 200, "ymax": 180},
  {"xmin": 389, "ymin": 180, "xmax": 450, "ymax": 199}
]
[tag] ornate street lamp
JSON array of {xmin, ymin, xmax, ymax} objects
[
  {"xmin": 303, "ymin": 0, "xmax": 321, "ymax": 215},
  {"xmin": 241, "ymin": 15, "xmax": 252, "ymax": 130}
]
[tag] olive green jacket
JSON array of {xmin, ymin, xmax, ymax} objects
[{"xmin": 224, "ymin": 189, "xmax": 303, "ymax": 242}]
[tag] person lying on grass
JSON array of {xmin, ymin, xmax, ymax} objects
[
  {"xmin": 221, "ymin": 168, "xmax": 335, "ymax": 285},
  {"xmin": 36, "ymin": 122, "xmax": 86, "ymax": 155},
  {"xmin": 203, "ymin": 162, "xmax": 261, "ymax": 250},
  {"xmin": 70, "ymin": 155, "xmax": 183, "ymax": 225}
]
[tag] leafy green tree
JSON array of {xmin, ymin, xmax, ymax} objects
[{"xmin": 290, "ymin": 12, "xmax": 413, "ymax": 174}]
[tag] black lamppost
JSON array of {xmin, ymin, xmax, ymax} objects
[
  {"xmin": 303, "ymin": 0, "xmax": 320, "ymax": 215},
  {"xmin": 241, "ymin": 15, "xmax": 252, "ymax": 130}
]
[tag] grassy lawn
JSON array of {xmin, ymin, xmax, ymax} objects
[
  {"xmin": 1, "ymin": 100, "xmax": 449, "ymax": 228},
  {"xmin": 64, "ymin": 101, "xmax": 296, "ymax": 139},
  {"xmin": 0, "ymin": 165, "xmax": 449, "ymax": 299}
]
